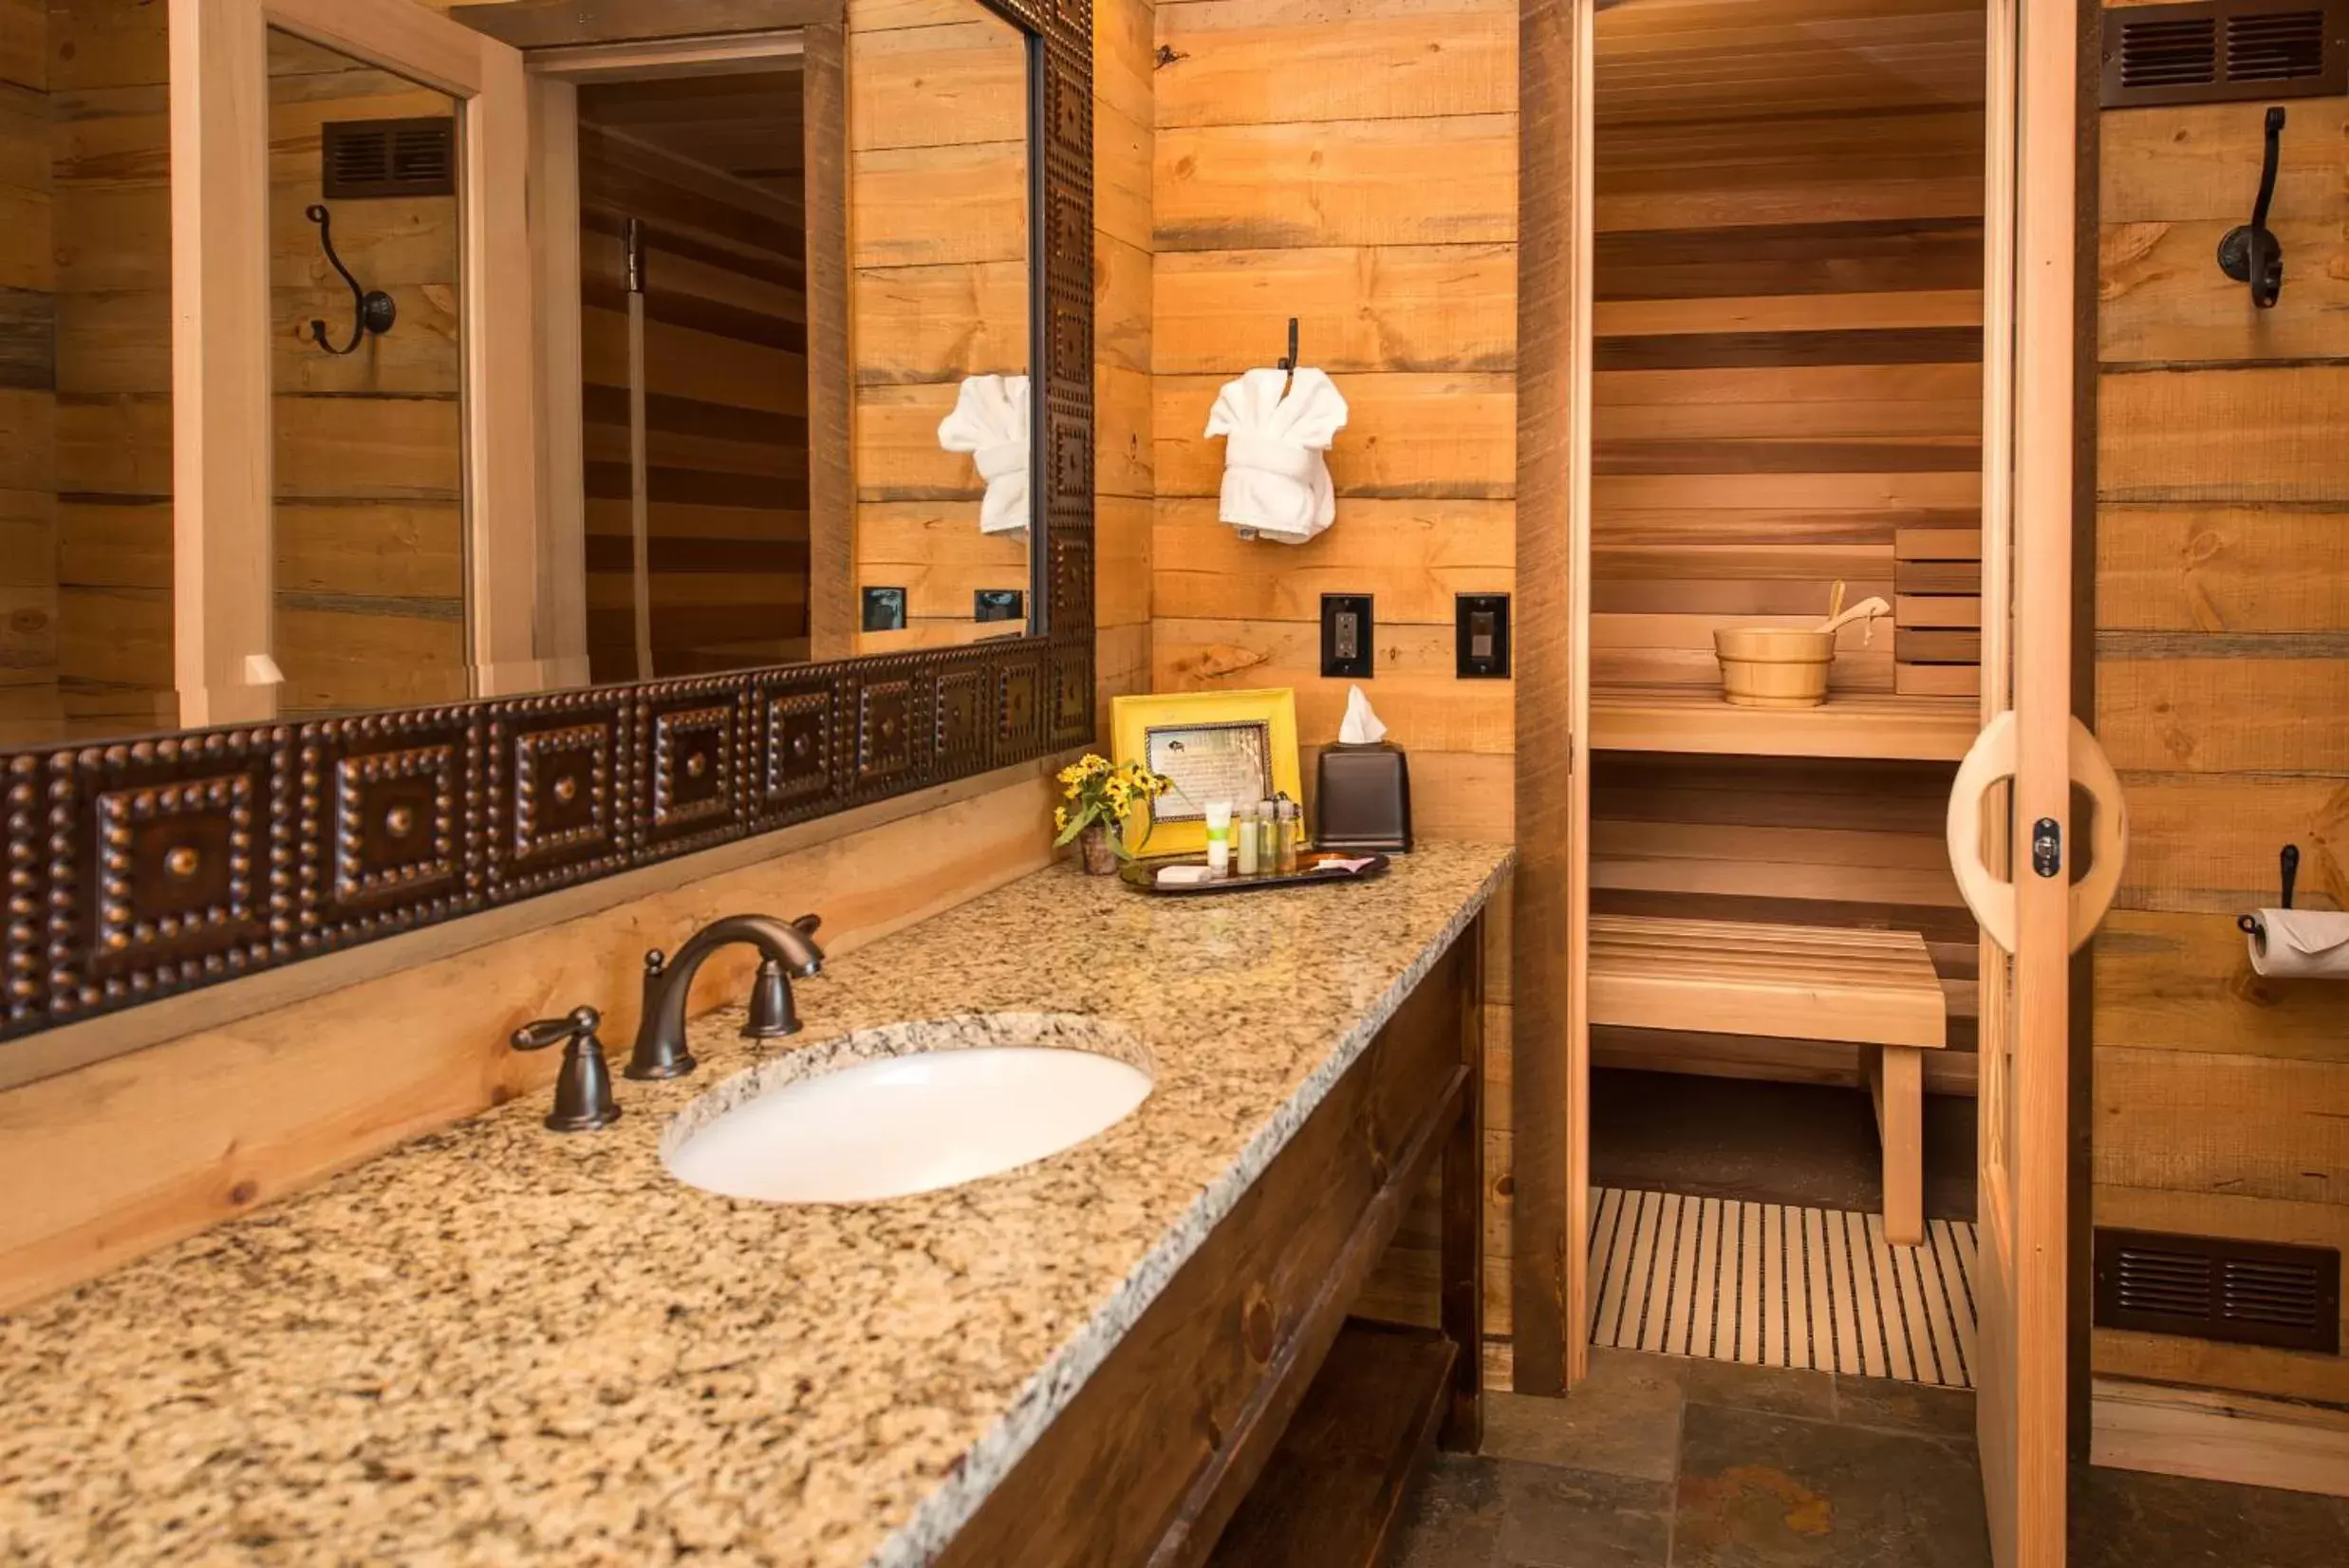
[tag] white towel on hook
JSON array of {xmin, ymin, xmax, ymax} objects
[
  {"xmin": 1204, "ymin": 366, "xmax": 1348, "ymax": 544},
  {"xmin": 937, "ymin": 374, "xmax": 1030, "ymax": 537}
]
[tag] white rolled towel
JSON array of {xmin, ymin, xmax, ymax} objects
[
  {"xmin": 937, "ymin": 374, "xmax": 1031, "ymax": 537},
  {"xmin": 2247, "ymin": 908, "xmax": 2349, "ymax": 978},
  {"xmin": 1204, "ymin": 366, "xmax": 1348, "ymax": 544}
]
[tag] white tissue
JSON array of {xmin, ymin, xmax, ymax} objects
[
  {"xmin": 2247, "ymin": 908, "xmax": 2349, "ymax": 978},
  {"xmin": 1338, "ymin": 684, "xmax": 1388, "ymax": 745}
]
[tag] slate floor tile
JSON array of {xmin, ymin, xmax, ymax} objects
[
  {"xmin": 1673, "ymin": 1403, "xmax": 1991, "ymax": 1568},
  {"xmin": 2071, "ymin": 1465, "xmax": 2349, "ymax": 1568},
  {"xmin": 1684, "ymin": 1357, "xmax": 1838, "ymax": 1422},
  {"xmin": 1391, "ymin": 1452, "xmax": 1507, "ymax": 1568},
  {"xmin": 1495, "ymin": 1461, "xmax": 1673, "ymax": 1568},
  {"xmin": 1480, "ymin": 1349, "xmax": 1687, "ymax": 1482},
  {"xmin": 1831, "ymin": 1373, "xmax": 1975, "ymax": 1438}
]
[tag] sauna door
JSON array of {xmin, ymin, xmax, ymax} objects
[{"xmin": 1948, "ymin": 3, "xmax": 2125, "ymax": 1564}]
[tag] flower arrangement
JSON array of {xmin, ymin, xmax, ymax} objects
[{"xmin": 1052, "ymin": 754, "xmax": 1172, "ymax": 874}]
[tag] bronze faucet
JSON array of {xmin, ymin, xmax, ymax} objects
[{"xmin": 625, "ymin": 913, "xmax": 824, "ymax": 1080}]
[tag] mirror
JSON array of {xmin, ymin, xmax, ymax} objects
[
  {"xmin": 0, "ymin": 0, "xmax": 1089, "ymax": 1055},
  {"xmin": 0, "ymin": 0, "xmax": 1041, "ymax": 745}
]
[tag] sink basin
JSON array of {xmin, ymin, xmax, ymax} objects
[{"xmin": 662, "ymin": 1014, "xmax": 1153, "ymax": 1204}]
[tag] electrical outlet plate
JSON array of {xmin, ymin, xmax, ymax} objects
[
  {"xmin": 1456, "ymin": 594, "xmax": 1510, "ymax": 679},
  {"xmin": 861, "ymin": 586, "xmax": 907, "ymax": 632},
  {"xmin": 1321, "ymin": 594, "xmax": 1373, "ymax": 679}
]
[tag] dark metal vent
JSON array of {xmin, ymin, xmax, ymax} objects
[
  {"xmin": 2094, "ymin": 1228, "xmax": 2340, "ymax": 1353},
  {"xmin": 2101, "ymin": 0, "xmax": 2347, "ymax": 105},
  {"xmin": 322, "ymin": 118, "xmax": 457, "ymax": 199}
]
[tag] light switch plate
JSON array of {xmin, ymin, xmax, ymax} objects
[
  {"xmin": 1456, "ymin": 593, "xmax": 1511, "ymax": 679},
  {"xmin": 974, "ymin": 588, "xmax": 1024, "ymax": 624},
  {"xmin": 1321, "ymin": 594, "xmax": 1373, "ymax": 679},
  {"xmin": 862, "ymin": 586, "xmax": 906, "ymax": 632}
]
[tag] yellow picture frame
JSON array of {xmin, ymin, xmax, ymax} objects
[{"xmin": 1110, "ymin": 688, "xmax": 1303, "ymax": 856}]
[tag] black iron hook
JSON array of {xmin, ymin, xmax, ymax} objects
[
  {"xmin": 1277, "ymin": 315, "xmax": 1298, "ymax": 397},
  {"xmin": 304, "ymin": 202, "xmax": 397, "ymax": 355},
  {"xmin": 2217, "ymin": 106, "xmax": 2286, "ymax": 309}
]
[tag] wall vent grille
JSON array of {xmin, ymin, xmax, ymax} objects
[
  {"xmin": 322, "ymin": 118, "xmax": 457, "ymax": 200},
  {"xmin": 2094, "ymin": 1228, "xmax": 2340, "ymax": 1353},
  {"xmin": 2101, "ymin": 0, "xmax": 2347, "ymax": 105}
]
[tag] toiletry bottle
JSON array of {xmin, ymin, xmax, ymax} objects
[
  {"xmin": 1204, "ymin": 800, "xmax": 1233, "ymax": 876},
  {"xmin": 1235, "ymin": 803, "xmax": 1259, "ymax": 875},
  {"xmin": 1275, "ymin": 799, "xmax": 1298, "ymax": 873},
  {"xmin": 1256, "ymin": 799, "xmax": 1278, "ymax": 874}
]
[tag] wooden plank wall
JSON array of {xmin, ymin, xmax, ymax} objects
[
  {"xmin": 577, "ymin": 83, "xmax": 815, "ymax": 681},
  {"xmin": 1148, "ymin": 0, "xmax": 1519, "ymax": 1366},
  {"xmin": 2091, "ymin": 11, "xmax": 2349, "ymax": 1402},
  {"xmin": 848, "ymin": 0, "xmax": 1035, "ymax": 654},
  {"xmin": 1590, "ymin": 0, "xmax": 1988, "ymax": 702},
  {"xmin": 0, "ymin": 0, "xmax": 56, "ymax": 742},
  {"xmin": 1580, "ymin": 0, "xmax": 1982, "ymax": 1091},
  {"xmin": 265, "ymin": 33, "xmax": 469, "ymax": 717}
]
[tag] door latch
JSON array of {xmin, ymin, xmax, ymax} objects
[{"xmin": 2031, "ymin": 818, "xmax": 2062, "ymax": 878}]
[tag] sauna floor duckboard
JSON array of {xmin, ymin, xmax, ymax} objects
[{"xmin": 1587, "ymin": 1186, "xmax": 1979, "ymax": 1390}]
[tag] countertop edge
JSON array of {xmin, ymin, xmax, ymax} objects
[{"xmin": 874, "ymin": 849, "xmax": 1514, "ymax": 1568}]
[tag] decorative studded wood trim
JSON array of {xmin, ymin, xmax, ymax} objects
[{"xmin": 0, "ymin": 0, "xmax": 1090, "ymax": 1052}]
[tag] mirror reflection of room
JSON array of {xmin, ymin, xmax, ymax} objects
[
  {"xmin": 0, "ymin": 0, "xmax": 1042, "ymax": 756},
  {"xmin": 846, "ymin": 4, "xmax": 1032, "ymax": 654},
  {"xmin": 576, "ymin": 67, "xmax": 820, "ymax": 682},
  {"xmin": 267, "ymin": 28, "xmax": 467, "ymax": 719},
  {"xmin": 2, "ymin": 0, "xmax": 181, "ymax": 745}
]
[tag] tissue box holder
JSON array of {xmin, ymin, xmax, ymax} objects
[{"xmin": 1316, "ymin": 740, "xmax": 1412, "ymax": 853}]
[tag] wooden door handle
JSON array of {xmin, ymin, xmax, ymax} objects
[
  {"xmin": 1946, "ymin": 713, "xmax": 2130, "ymax": 956},
  {"xmin": 1946, "ymin": 711, "xmax": 2019, "ymax": 953},
  {"xmin": 2065, "ymin": 718, "xmax": 2127, "ymax": 952}
]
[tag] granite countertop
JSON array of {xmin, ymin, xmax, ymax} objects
[{"xmin": 0, "ymin": 841, "xmax": 1511, "ymax": 1567}]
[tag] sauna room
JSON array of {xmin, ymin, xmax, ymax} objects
[{"xmin": 1, "ymin": 1, "xmax": 2344, "ymax": 1567}]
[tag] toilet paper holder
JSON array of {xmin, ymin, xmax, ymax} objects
[{"xmin": 2236, "ymin": 844, "xmax": 2301, "ymax": 943}]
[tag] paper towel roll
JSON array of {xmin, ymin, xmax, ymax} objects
[{"xmin": 2246, "ymin": 908, "xmax": 2349, "ymax": 978}]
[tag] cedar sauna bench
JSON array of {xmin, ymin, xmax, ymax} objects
[{"xmin": 1587, "ymin": 915, "xmax": 1950, "ymax": 1245}]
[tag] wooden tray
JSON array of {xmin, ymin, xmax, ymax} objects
[{"xmin": 1118, "ymin": 850, "xmax": 1391, "ymax": 896}]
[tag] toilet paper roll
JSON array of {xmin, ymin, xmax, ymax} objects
[{"xmin": 2246, "ymin": 908, "xmax": 2349, "ymax": 978}]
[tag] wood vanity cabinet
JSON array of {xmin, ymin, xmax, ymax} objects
[{"xmin": 936, "ymin": 916, "xmax": 1487, "ymax": 1568}]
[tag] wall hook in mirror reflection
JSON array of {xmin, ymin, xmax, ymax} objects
[
  {"xmin": 303, "ymin": 202, "xmax": 397, "ymax": 355},
  {"xmin": 2217, "ymin": 106, "xmax": 2286, "ymax": 309}
]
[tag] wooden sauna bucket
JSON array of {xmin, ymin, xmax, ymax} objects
[{"xmin": 1712, "ymin": 626, "xmax": 1836, "ymax": 708}]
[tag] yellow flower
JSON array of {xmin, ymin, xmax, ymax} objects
[{"xmin": 1053, "ymin": 805, "xmax": 1069, "ymax": 832}]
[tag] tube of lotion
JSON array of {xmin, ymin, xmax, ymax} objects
[{"xmin": 1203, "ymin": 800, "xmax": 1233, "ymax": 876}]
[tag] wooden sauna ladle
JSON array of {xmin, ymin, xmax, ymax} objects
[{"xmin": 1813, "ymin": 580, "xmax": 1892, "ymax": 644}]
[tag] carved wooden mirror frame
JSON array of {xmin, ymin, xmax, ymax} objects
[{"xmin": 0, "ymin": 0, "xmax": 1092, "ymax": 1052}]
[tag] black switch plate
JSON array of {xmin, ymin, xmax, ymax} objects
[
  {"xmin": 861, "ymin": 586, "xmax": 906, "ymax": 632},
  {"xmin": 1456, "ymin": 593, "xmax": 1511, "ymax": 679},
  {"xmin": 974, "ymin": 588, "xmax": 1024, "ymax": 623},
  {"xmin": 1321, "ymin": 594, "xmax": 1373, "ymax": 679}
]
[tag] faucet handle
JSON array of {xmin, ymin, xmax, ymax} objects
[{"xmin": 509, "ymin": 1006, "xmax": 621, "ymax": 1132}]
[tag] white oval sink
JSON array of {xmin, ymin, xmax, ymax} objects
[{"xmin": 662, "ymin": 1015, "xmax": 1153, "ymax": 1204}]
